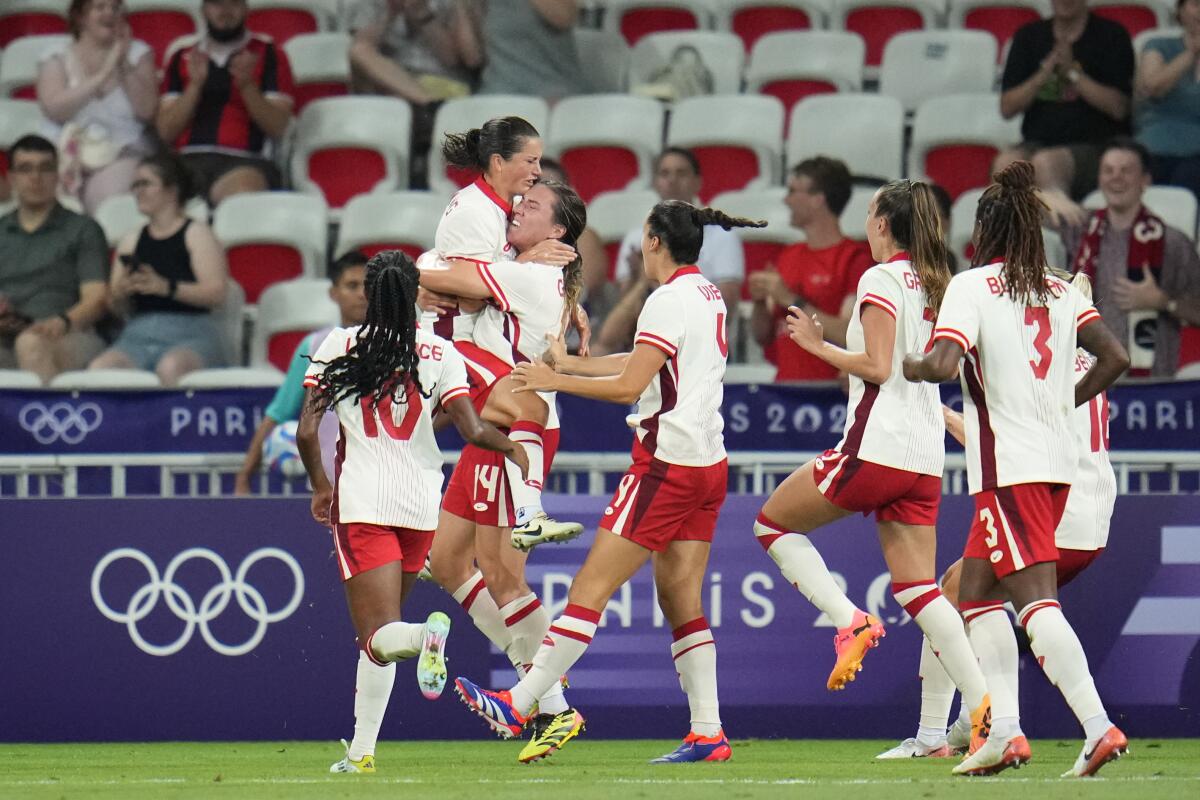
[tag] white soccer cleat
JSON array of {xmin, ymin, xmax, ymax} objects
[
  {"xmin": 510, "ymin": 513, "xmax": 584, "ymax": 552},
  {"xmin": 416, "ymin": 611, "xmax": 451, "ymax": 700},
  {"xmin": 947, "ymin": 717, "xmax": 972, "ymax": 753},
  {"xmin": 1061, "ymin": 726, "xmax": 1128, "ymax": 778},
  {"xmin": 952, "ymin": 733, "xmax": 1031, "ymax": 776},
  {"xmin": 876, "ymin": 737, "xmax": 953, "ymax": 759},
  {"xmin": 329, "ymin": 738, "xmax": 375, "ymax": 774}
]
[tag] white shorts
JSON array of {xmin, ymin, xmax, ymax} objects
[{"xmin": 1054, "ymin": 456, "xmax": 1116, "ymax": 552}]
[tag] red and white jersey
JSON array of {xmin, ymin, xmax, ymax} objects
[
  {"xmin": 628, "ymin": 266, "xmax": 727, "ymax": 467},
  {"xmin": 304, "ymin": 326, "xmax": 471, "ymax": 529},
  {"xmin": 933, "ymin": 263, "xmax": 1102, "ymax": 493},
  {"xmin": 1056, "ymin": 352, "xmax": 1116, "ymax": 551},
  {"xmin": 835, "ymin": 255, "xmax": 944, "ymax": 477},
  {"xmin": 473, "ymin": 259, "xmax": 567, "ymax": 367}
]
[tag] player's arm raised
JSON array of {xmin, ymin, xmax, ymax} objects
[
  {"xmin": 296, "ymin": 387, "xmax": 333, "ymax": 525},
  {"xmin": 786, "ymin": 303, "xmax": 896, "ymax": 384},
  {"xmin": 512, "ymin": 343, "xmax": 665, "ymax": 405},
  {"xmin": 1075, "ymin": 318, "xmax": 1129, "ymax": 407},
  {"xmin": 443, "ymin": 396, "xmax": 529, "ymax": 479}
]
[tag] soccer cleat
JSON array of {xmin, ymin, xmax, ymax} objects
[
  {"xmin": 650, "ymin": 730, "xmax": 732, "ymax": 763},
  {"xmin": 329, "ymin": 738, "xmax": 375, "ymax": 774},
  {"xmin": 1062, "ymin": 726, "xmax": 1129, "ymax": 778},
  {"xmin": 827, "ymin": 610, "xmax": 885, "ymax": 690},
  {"xmin": 952, "ymin": 733, "xmax": 1031, "ymax": 776},
  {"xmin": 518, "ymin": 708, "xmax": 586, "ymax": 763},
  {"xmin": 416, "ymin": 611, "xmax": 451, "ymax": 700},
  {"xmin": 968, "ymin": 694, "xmax": 991, "ymax": 754},
  {"xmin": 947, "ymin": 717, "xmax": 972, "ymax": 754},
  {"xmin": 417, "ymin": 554, "xmax": 433, "ymax": 582},
  {"xmin": 876, "ymin": 737, "xmax": 953, "ymax": 759},
  {"xmin": 510, "ymin": 513, "xmax": 585, "ymax": 552},
  {"xmin": 454, "ymin": 676, "xmax": 528, "ymax": 738}
]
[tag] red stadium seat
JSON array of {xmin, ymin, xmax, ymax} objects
[
  {"xmin": 246, "ymin": 3, "xmax": 330, "ymax": 47},
  {"xmin": 908, "ymin": 94, "xmax": 1022, "ymax": 200},
  {"xmin": 1090, "ymin": 0, "xmax": 1168, "ymax": 38},
  {"xmin": 716, "ymin": 1, "xmax": 828, "ymax": 51},
  {"xmin": 336, "ymin": 191, "xmax": 447, "ymax": 263},
  {"xmin": 667, "ymin": 95, "xmax": 784, "ymax": 203},
  {"xmin": 560, "ymin": 146, "xmax": 643, "ymax": 204},
  {"xmin": 547, "ymin": 94, "xmax": 663, "ymax": 203},
  {"xmin": 213, "ymin": 192, "xmax": 328, "ymax": 303},
  {"xmin": 745, "ymin": 31, "xmax": 864, "ymax": 128},
  {"xmin": 834, "ymin": 0, "xmax": 940, "ymax": 68},
  {"xmin": 124, "ymin": 0, "xmax": 200, "ymax": 67},
  {"xmin": 949, "ymin": 0, "xmax": 1049, "ymax": 58},
  {"xmin": 605, "ymin": 1, "xmax": 713, "ymax": 46},
  {"xmin": 0, "ymin": 1, "xmax": 68, "ymax": 48},
  {"xmin": 251, "ymin": 278, "xmax": 340, "ymax": 370}
]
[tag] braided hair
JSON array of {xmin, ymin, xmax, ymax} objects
[
  {"xmin": 972, "ymin": 161, "xmax": 1050, "ymax": 305},
  {"xmin": 647, "ymin": 200, "xmax": 767, "ymax": 265},
  {"xmin": 309, "ymin": 250, "xmax": 429, "ymax": 411}
]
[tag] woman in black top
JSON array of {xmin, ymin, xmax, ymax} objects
[{"xmin": 90, "ymin": 152, "xmax": 228, "ymax": 384}]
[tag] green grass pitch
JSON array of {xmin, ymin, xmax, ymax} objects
[{"xmin": 2, "ymin": 739, "xmax": 1197, "ymax": 799}]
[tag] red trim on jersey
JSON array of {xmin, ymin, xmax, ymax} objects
[
  {"xmin": 476, "ymin": 262, "xmax": 511, "ymax": 310},
  {"xmin": 861, "ymin": 293, "xmax": 897, "ymax": 318},
  {"xmin": 639, "ymin": 358, "xmax": 679, "ymax": 458},
  {"xmin": 504, "ymin": 597, "xmax": 543, "ymax": 627},
  {"xmin": 666, "ymin": 265, "xmax": 702, "ymax": 284},
  {"xmin": 885, "ymin": 251, "xmax": 911, "ymax": 263},
  {"xmin": 672, "ymin": 617, "xmax": 711, "ymax": 641},
  {"xmin": 963, "ymin": 347, "xmax": 998, "ymax": 490},
  {"xmin": 635, "ymin": 332, "xmax": 677, "ymax": 357},
  {"xmin": 841, "ymin": 381, "xmax": 879, "ymax": 457},
  {"xmin": 933, "ymin": 327, "xmax": 970, "ymax": 352},
  {"xmin": 440, "ymin": 386, "xmax": 471, "ymax": 406},
  {"xmin": 472, "ymin": 177, "xmax": 512, "ymax": 215},
  {"xmin": 1077, "ymin": 309, "xmax": 1101, "ymax": 330}
]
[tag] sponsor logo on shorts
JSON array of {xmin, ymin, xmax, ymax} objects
[{"xmin": 473, "ymin": 502, "xmax": 488, "ymax": 512}]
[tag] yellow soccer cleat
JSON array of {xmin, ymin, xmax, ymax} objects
[
  {"xmin": 827, "ymin": 610, "xmax": 885, "ymax": 691},
  {"xmin": 518, "ymin": 708, "xmax": 586, "ymax": 764},
  {"xmin": 329, "ymin": 738, "xmax": 376, "ymax": 774}
]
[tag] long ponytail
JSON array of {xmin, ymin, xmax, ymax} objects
[
  {"xmin": 873, "ymin": 179, "xmax": 952, "ymax": 312},
  {"xmin": 646, "ymin": 200, "xmax": 767, "ymax": 265}
]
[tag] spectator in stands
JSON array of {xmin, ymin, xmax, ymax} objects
[
  {"xmin": 1044, "ymin": 138, "xmax": 1200, "ymax": 376},
  {"xmin": 156, "ymin": 0, "xmax": 294, "ymax": 206},
  {"xmin": 0, "ymin": 135, "xmax": 109, "ymax": 383},
  {"xmin": 593, "ymin": 148, "xmax": 744, "ymax": 355},
  {"xmin": 749, "ymin": 157, "xmax": 872, "ymax": 382},
  {"xmin": 36, "ymin": 0, "xmax": 159, "ymax": 214},
  {"xmin": 1135, "ymin": 0, "xmax": 1200, "ymax": 199},
  {"xmin": 91, "ymin": 152, "xmax": 229, "ymax": 385},
  {"xmin": 479, "ymin": 0, "xmax": 589, "ymax": 98},
  {"xmin": 997, "ymin": 0, "xmax": 1134, "ymax": 200},
  {"xmin": 234, "ymin": 250, "xmax": 368, "ymax": 495}
]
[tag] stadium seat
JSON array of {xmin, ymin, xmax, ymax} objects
[
  {"xmin": 787, "ymin": 93, "xmax": 905, "ymax": 182},
  {"xmin": 603, "ymin": 0, "xmax": 717, "ymax": 46},
  {"xmin": 0, "ymin": 1, "xmax": 68, "ymax": 48},
  {"xmin": 49, "ymin": 369, "xmax": 162, "ymax": 389},
  {"xmin": 246, "ymin": 0, "xmax": 338, "ymax": 47},
  {"xmin": 725, "ymin": 363, "xmax": 778, "ymax": 382},
  {"xmin": 290, "ymin": 96, "xmax": 412, "ymax": 211},
  {"xmin": 93, "ymin": 193, "xmax": 210, "ymax": 248},
  {"xmin": 0, "ymin": 34, "xmax": 68, "ymax": 98},
  {"xmin": 1177, "ymin": 360, "xmax": 1200, "ymax": 379},
  {"xmin": 284, "ymin": 32, "xmax": 350, "ymax": 112},
  {"xmin": 0, "ymin": 370, "xmax": 44, "ymax": 388},
  {"xmin": 710, "ymin": 187, "xmax": 804, "ymax": 296},
  {"xmin": 336, "ymin": 191, "xmax": 448, "ymax": 261},
  {"xmin": 745, "ymin": 31, "xmax": 864, "ymax": 124},
  {"xmin": 573, "ymin": 28, "xmax": 632, "ymax": 92},
  {"xmin": 585, "ymin": 188, "xmax": 662, "ymax": 280},
  {"xmin": 213, "ymin": 191, "xmax": 328, "ymax": 303},
  {"xmin": 714, "ymin": 0, "xmax": 833, "ymax": 51},
  {"xmin": 629, "ymin": 30, "xmax": 746, "ymax": 96},
  {"xmin": 949, "ymin": 186, "xmax": 985, "ymax": 259},
  {"xmin": 948, "ymin": 0, "xmax": 1050, "ymax": 57},
  {"xmin": 667, "ymin": 94, "xmax": 785, "ymax": 202},
  {"xmin": 879, "ymin": 30, "xmax": 998, "ymax": 112},
  {"xmin": 124, "ymin": 0, "xmax": 201, "ymax": 67},
  {"xmin": 1083, "ymin": 185, "xmax": 1199, "ymax": 238},
  {"xmin": 0, "ymin": 100, "xmax": 43, "ymax": 180},
  {"xmin": 214, "ymin": 279, "xmax": 247, "ymax": 366},
  {"xmin": 546, "ymin": 94, "xmax": 663, "ymax": 203},
  {"xmin": 839, "ymin": 185, "xmax": 875, "ymax": 240},
  {"xmin": 1089, "ymin": 0, "xmax": 1170, "ymax": 39},
  {"xmin": 907, "ymin": 93, "xmax": 1022, "ymax": 200},
  {"xmin": 250, "ymin": 278, "xmax": 340, "ymax": 371},
  {"xmin": 1132, "ymin": 26, "xmax": 1183, "ymax": 55},
  {"xmin": 832, "ymin": 0, "xmax": 942, "ymax": 70},
  {"xmin": 427, "ymin": 94, "xmax": 550, "ymax": 195},
  {"xmin": 178, "ymin": 366, "xmax": 285, "ymax": 389}
]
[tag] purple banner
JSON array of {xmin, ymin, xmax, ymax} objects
[{"xmin": 1, "ymin": 496, "xmax": 1196, "ymax": 741}]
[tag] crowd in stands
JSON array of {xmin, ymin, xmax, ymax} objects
[{"xmin": 0, "ymin": 0, "xmax": 1198, "ymax": 392}]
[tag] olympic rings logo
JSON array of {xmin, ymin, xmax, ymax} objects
[
  {"xmin": 19, "ymin": 401, "xmax": 103, "ymax": 445},
  {"xmin": 91, "ymin": 547, "xmax": 305, "ymax": 657}
]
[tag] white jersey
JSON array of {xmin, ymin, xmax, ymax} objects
[
  {"xmin": 933, "ymin": 264, "xmax": 1101, "ymax": 493},
  {"xmin": 304, "ymin": 326, "xmax": 471, "ymax": 529},
  {"xmin": 835, "ymin": 257, "xmax": 944, "ymax": 476},
  {"xmin": 1056, "ymin": 353, "xmax": 1116, "ymax": 551},
  {"xmin": 473, "ymin": 259, "xmax": 567, "ymax": 366},
  {"xmin": 628, "ymin": 266, "xmax": 727, "ymax": 466}
]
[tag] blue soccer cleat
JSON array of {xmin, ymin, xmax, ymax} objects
[
  {"xmin": 650, "ymin": 729, "xmax": 732, "ymax": 763},
  {"xmin": 453, "ymin": 677, "xmax": 528, "ymax": 739}
]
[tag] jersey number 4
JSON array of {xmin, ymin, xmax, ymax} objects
[
  {"xmin": 360, "ymin": 386, "xmax": 423, "ymax": 440},
  {"xmin": 1024, "ymin": 307, "xmax": 1052, "ymax": 380}
]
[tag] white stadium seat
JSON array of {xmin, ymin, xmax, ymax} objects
[
  {"xmin": 213, "ymin": 191, "xmax": 328, "ymax": 303},
  {"xmin": 950, "ymin": 186, "xmax": 1068, "ymax": 268},
  {"xmin": 427, "ymin": 95, "xmax": 550, "ymax": 196},
  {"xmin": 603, "ymin": 0, "xmax": 718, "ymax": 46},
  {"xmin": 879, "ymin": 30, "xmax": 999, "ymax": 112},
  {"xmin": 0, "ymin": 369, "xmax": 44, "ymax": 388},
  {"xmin": 709, "ymin": 186, "xmax": 804, "ymax": 288},
  {"xmin": 745, "ymin": 31, "xmax": 865, "ymax": 116},
  {"xmin": 283, "ymin": 32, "xmax": 351, "ymax": 111},
  {"xmin": 250, "ymin": 278, "xmax": 340, "ymax": 370},
  {"xmin": 839, "ymin": 185, "xmax": 876, "ymax": 241},
  {"xmin": 1083, "ymin": 185, "xmax": 1199, "ymax": 238},
  {"xmin": 831, "ymin": 0, "xmax": 943, "ymax": 72},
  {"xmin": 547, "ymin": 94, "xmax": 664, "ymax": 203},
  {"xmin": 585, "ymin": 188, "xmax": 662, "ymax": 280},
  {"xmin": 787, "ymin": 93, "xmax": 905, "ymax": 182},
  {"xmin": 908, "ymin": 93, "xmax": 1022, "ymax": 200},
  {"xmin": 336, "ymin": 191, "xmax": 450, "ymax": 261},
  {"xmin": 215, "ymin": 280, "xmax": 247, "ymax": 367},
  {"xmin": 49, "ymin": 369, "xmax": 162, "ymax": 389},
  {"xmin": 629, "ymin": 31, "xmax": 746, "ymax": 96},
  {"xmin": 0, "ymin": 99, "xmax": 44, "ymax": 154},
  {"xmin": 177, "ymin": 366, "xmax": 285, "ymax": 389},
  {"xmin": 667, "ymin": 94, "xmax": 785, "ymax": 202},
  {"xmin": 0, "ymin": 34, "xmax": 67, "ymax": 97},
  {"xmin": 573, "ymin": 28, "xmax": 632, "ymax": 92}
]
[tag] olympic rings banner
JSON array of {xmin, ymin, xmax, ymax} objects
[{"xmin": 1, "ymin": 496, "xmax": 1196, "ymax": 742}]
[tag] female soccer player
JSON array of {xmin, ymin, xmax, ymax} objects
[
  {"xmin": 751, "ymin": 179, "xmax": 991, "ymax": 747},
  {"xmin": 904, "ymin": 162, "xmax": 1130, "ymax": 777},
  {"xmin": 880, "ymin": 274, "xmax": 1116, "ymax": 761},
  {"xmin": 297, "ymin": 251, "xmax": 527, "ymax": 773},
  {"xmin": 453, "ymin": 200, "xmax": 764, "ymax": 764}
]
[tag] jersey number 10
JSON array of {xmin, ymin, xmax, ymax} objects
[{"xmin": 360, "ymin": 386, "xmax": 423, "ymax": 440}]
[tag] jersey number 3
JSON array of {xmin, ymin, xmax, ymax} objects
[
  {"xmin": 1024, "ymin": 307, "xmax": 1052, "ymax": 380},
  {"xmin": 361, "ymin": 386, "xmax": 423, "ymax": 440}
]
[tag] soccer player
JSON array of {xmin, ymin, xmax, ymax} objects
[
  {"xmin": 297, "ymin": 250, "xmax": 527, "ymax": 774},
  {"xmin": 452, "ymin": 201, "xmax": 765, "ymax": 764},
  {"xmin": 881, "ymin": 274, "xmax": 1116, "ymax": 759},
  {"xmin": 752, "ymin": 180, "xmax": 991, "ymax": 749},
  {"xmin": 903, "ymin": 162, "xmax": 1130, "ymax": 777}
]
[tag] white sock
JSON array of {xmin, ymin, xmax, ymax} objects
[
  {"xmin": 670, "ymin": 617, "xmax": 721, "ymax": 737},
  {"xmin": 963, "ymin": 601, "xmax": 1022, "ymax": 739},
  {"xmin": 347, "ymin": 651, "xmax": 395, "ymax": 760},
  {"xmin": 895, "ymin": 582, "xmax": 988, "ymax": 711},
  {"xmin": 367, "ymin": 621, "xmax": 423, "ymax": 663},
  {"xmin": 451, "ymin": 571, "xmax": 522, "ymax": 675},
  {"xmin": 505, "ymin": 421, "xmax": 545, "ymax": 525},
  {"xmin": 510, "ymin": 603, "xmax": 599, "ymax": 716},
  {"xmin": 755, "ymin": 513, "xmax": 857, "ymax": 628},
  {"xmin": 500, "ymin": 593, "xmax": 568, "ymax": 715},
  {"xmin": 1019, "ymin": 600, "xmax": 1110, "ymax": 742},
  {"xmin": 916, "ymin": 635, "xmax": 956, "ymax": 746}
]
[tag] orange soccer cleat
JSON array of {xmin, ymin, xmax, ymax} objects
[{"xmin": 827, "ymin": 610, "xmax": 885, "ymax": 691}]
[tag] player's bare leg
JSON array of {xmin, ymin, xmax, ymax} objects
[{"xmin": 753, "ymin": 460, "xmax": 881, "ymax": 690}]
